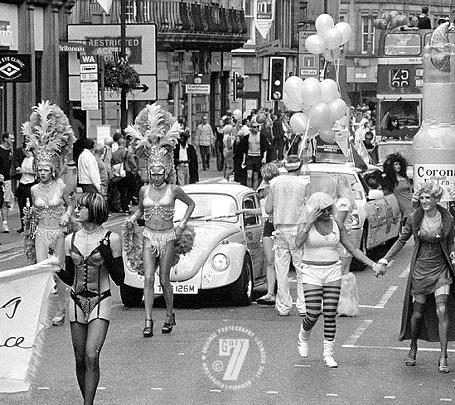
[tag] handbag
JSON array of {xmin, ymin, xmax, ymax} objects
[
  {"xmin": 112, "ymin": 152, "xmax": 126, "ymax": 178},
  {"xmin": 337, "ymin": 272, "xmax": 360, "ymax": 317}
]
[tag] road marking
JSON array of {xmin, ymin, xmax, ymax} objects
[
  {"xmin": 399, "ymin": 265, "xmax": 410, "ymax": 278},
  {"xmin": 267, "ymin": 391, "xmax": 279, "ymax": 394},
  {"xmin": 97, "ymin": 387, "xmax": 106, "ymax": 390},
  {"xmin": 384, "ymin": 396, "xmax": 396, "ymax": 399},
  {"xmin": 37, "ymin": 387, "xmax": 50, "ymax": 390},
  {"xmin": 375, "ymin": 286, "xmax": 398, "ymax": 308},
  {"xmin": 178, "ymin": 353, "xmax": 185, "ymax": 356},
  {"xmin": 342, "ymin": 344, "xmax": 455, "ymax": 353},
  {"xmin": 0, "ymin": 252, "xmax": 22, "ymax": 263},
  {"xmin": 326, "ymin": 393, "xmax": 338, "ymax": 397},
  {"xmin": 343, "ymin": 320, "xmax": 373, "ymax": 346},
  {"xmin": 440, "ymin": 399, "xmax": 453, "ymax": 402},
  {"xmin": 294, "ymin": 364, "xmax": 310, "ymax": 368},
  {"xmin": 210, "ymin": 389, "xmax": 222, "ymax": 393},
  {"xmin": 151, "ymin": 387, "xmax": 163, "ymax": 391}
]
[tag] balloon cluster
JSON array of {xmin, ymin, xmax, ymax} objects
[
  {"xmin": 305, "ymin": 14, "xmax": 352, "ymax": 62},
  {"xmin": 374, "ymin": 11, "xmax": 408, "ymax": 31},
  {"xmin": 283, "ymin": 76, "xmax": 347, "ymax": 143}
]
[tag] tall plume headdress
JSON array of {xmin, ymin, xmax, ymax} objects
[
  {"xmin": 124, "ymin": 103, "xmax": 180, "ymax": 180},
  {"xmin": 22, "ymin": 100, "xmax": 76, "ymax": 177}
]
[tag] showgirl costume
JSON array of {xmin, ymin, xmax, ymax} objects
[
  {"xmin": 21, "ymin": 101, "xmax": 75, "ymax": 263},
  {"xmin": 142, "ymin": 184, "xmax": 176, "ymax": 256},
  {"xmin": 123, "ymin": 104, "xmax": 195, "ymax": 273}
]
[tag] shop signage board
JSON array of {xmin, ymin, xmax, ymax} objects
[
  {"xmin": 68, "ymin": 24, "xmax": 156, "ymax": 102},
  {"xmin": 0, "ymin": 54, "xmax": 31, "ymax": 82},
  {"xmin": 298, "ymin": 31, "xmax": 319, "ymax": 79}
]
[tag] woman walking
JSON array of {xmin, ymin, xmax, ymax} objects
[
  {"xmin": 22, "ymin": 101, "xmax": 75, "ymax": 326},
  {"xmin": 57, "ymin": 193, "xmax": 124, "ymax": 404},
  {"xmin": 295, "ymin": 192, "xmax": 377, "ymax": 367},
  {"xmin": 125, "ymin": 104, "xmax": 195, "ymax": 337},
  {"xmin": 375, "ymin": 182, "xmax": 455, "ymax": 373}
]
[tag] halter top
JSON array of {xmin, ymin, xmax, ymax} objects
[
  {"xmin": 34, "ymin": 182, "xmax": 65, "ymax": 221},
  {"xmin": 143, "ymin": 184, "xmax": 175, "ymax": 221}
]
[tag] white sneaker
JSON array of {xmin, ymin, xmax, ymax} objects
[
  {"xmin": 323, "ymin": 339, "xmax": 338, "ymax": 368},
  {"xmin": 2, "ymin": 222, "xmax": 9, "ymax": 233},
  {"xmin": 298, "ymin": 325, "xmax": 310, "ymax": 358}
]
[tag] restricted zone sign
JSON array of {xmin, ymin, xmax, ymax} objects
[{"xmin": 67, "ymin": 24, "xmax": 156, "ymax": 102}]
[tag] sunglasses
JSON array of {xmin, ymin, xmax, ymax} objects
[{"xmin": 320, "ymin": 206, "xmax": 332, "ymax": 213}]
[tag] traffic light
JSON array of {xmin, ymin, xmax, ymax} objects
[
  {"xmin": 233, "ymin": 72, "xmax": 245, "ymax": 100},
  {"xmin": 268, "ymin": 56, "xmax": 286, "ymax": 101}
]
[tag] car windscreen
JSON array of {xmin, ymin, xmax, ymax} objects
[
  {"xmin": 174, "ymin": 193, "xmax": 239, "ymax": 223},
  {"xmin": 309, "ymin": 172, "xmax": 364, "ymax": 201}
]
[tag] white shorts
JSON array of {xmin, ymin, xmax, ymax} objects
[{"xmin": 301, "ymin": 261, "xmax": 342, "ymax": 286}]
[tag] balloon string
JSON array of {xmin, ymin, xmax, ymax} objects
[{"xmin": 335, "ymin": 57, "xmax": 341, "ymax": 94}]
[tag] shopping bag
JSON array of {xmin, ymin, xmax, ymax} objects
[{"xmin": 337, "ymin": 272, "xmax": 360, "ymax": 317}]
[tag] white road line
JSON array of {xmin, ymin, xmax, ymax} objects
[
  {"xmin": 384, "ymin": 396, "xmax": 396, "ymax": 399},
  {"xmin": 37, "ymin": 387, "xmax": 50, "ymax": 390},
  {"xmin": 150, "ymin": 387, "xmax": 163, "ymax": 391},
  {"xmin": 266, "ymin": 391, "xmax": 279, "ymax": 394},
  {"xmin": 210, "ymin": 389, "xmax": 221, "ymax": 393},
  {"xmin": 359, "ymin": 305, "xmax": 380, "ymax": 308},
  {"xmin": 399, "ymin": 265, "xmax": 410, "ymax": 278},
  {"xmin": 0, "ymin": 252, "xmax": 21, "ymax": 262},
  {"xmin": 294, "ymin": 364, "xmax": 310, "ymax": 368},
  {"xmin": 375, "ymin": 286, "xmax": 398, "ymax": 309},
  {"xmin": 440, "ymin": 399, "xmax": 453, "ymax": 402},
  {"xmin": 342, "ymin": 344, "xmax": 455, "ymax": 353},
  {"xmin": 326, "ymin": 393, "xmax": 338, "ymax": 397},
  {"xmin": 97, "ymin": 387, "xmax": 106, "ymax": 390},
  {"xmin": 343, "ymin": 319, "xmax": 373, "ymax": 346}
]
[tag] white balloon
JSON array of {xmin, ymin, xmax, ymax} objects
[
  {"xmin": 309, "ymin": 102, "xmax": 331, "ymax": 129},
  {"xmin": 319, "ymin": 128, "xmax": 336, "ymax": 144},
  {"xmin": 233, "ymin": 109, "xmax": 242, "ymax": 120},
  {"xmin": 284, "ymin": 76, "xmax": 305, "ymax": 106},
  {"xmin": 320, "ymin": 79, "xmax": 338, "ymax": 103},
  {"xmin": 305, "ymin": 34, "xmax": 325, "ymax": 55},
  {"xmin": 283, "ymin": 91, "xmax": 304, "ymax": 112},
  {"xmin": 301, "ymin": 77, "xmax": 321, "ymax": 107},
  {"xmin": 289, "ymin": 113, "xmax": 309, "ymax": 134},
  {"xmin": 323, "ymin": 27, "xmax": 343, "ymax": 49},
  {"xmin": 328, "ymin": 98, "xmax": 347, "ymax": 122},
  {"xmin": 335, "ymin": 22, "xmax": 352, "ymax": 45},
  {"xmin": 316, "ymin": 14, "xmax": 334, "ymax": 35}
]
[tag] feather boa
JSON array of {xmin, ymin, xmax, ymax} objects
[{"xmin": 122, "ymin": 221, "xmax": 195, "ymax": 276}]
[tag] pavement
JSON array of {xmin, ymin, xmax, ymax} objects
[{"xmin": 0, "ymin": 156, "xmax": 223, "ymax": 255}]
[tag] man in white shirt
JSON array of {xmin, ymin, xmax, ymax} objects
[
  {"xmin": 196, "ymin": 116, "xmax": 215, "ymax": 170},
  {"xmin": 77, "ymin": 138, "xmax": 101, "ymax": 193},
  {"xmin": 173, "ymin": 132, "xmax": 198, "ymax": 185}
]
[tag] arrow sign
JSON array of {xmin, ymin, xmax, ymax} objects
[{"xmin": 134, "ymin": 83, "xmax": 149, "ymax": 92}]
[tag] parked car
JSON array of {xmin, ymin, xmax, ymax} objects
[
  {"xmin": 307, "ymin": 163, "xmax": 401, "ymax": 258},
  {"xmin": 121, "ymin": 184, "xmax": 266, "ymax": 307}
]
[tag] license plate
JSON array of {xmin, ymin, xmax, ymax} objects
[{"xmin": 154, "ymin": 284, "xmax": 199, "ymax": 294}]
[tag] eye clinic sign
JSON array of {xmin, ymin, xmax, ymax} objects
[{"xmin": 0, "ymin": 54, "xmax": 31, "ymax": 83}]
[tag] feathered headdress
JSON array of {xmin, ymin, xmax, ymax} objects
[
  {"xmin": 124, "ymin": 103, "xmax": 180, "ymax": 178},
  {"xmin": 22, "ymin": 100, "xmax": 75, "ymax": 176}
]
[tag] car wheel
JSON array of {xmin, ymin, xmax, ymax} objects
[
  {"xmin": 351, "ymin": 228, "xmax": 368, "ymax": 271},
  {"xmin": 120, "ymin": 284, "xmax": 143, "ymax": 307},
  {"xmin": 229, "ymin": 256, "xmax": 253, "ymax": 306}
]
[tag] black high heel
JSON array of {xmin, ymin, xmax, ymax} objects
[
  {"xmin": 162, "ymin": 313, "xmax": 176, "ymax": 334},
  {"xmin": 143, "ymin": 319, "xmax": 153, "ymax": 338},
  {"xmin": 439, "ymin": 356, "xmax": 449, "ymax": 373}
]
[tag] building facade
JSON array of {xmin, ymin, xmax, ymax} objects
[
  {"xmin": 0, "ymin": 0, "xmax": 74, "ymax": 138},
  {"xmin": 69, "ymin": 0, "xmax": 248, "ymax": 138}
]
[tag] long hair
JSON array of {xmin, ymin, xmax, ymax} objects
[
  {"xmin": 326, "ymin": 175, "xmax": 355, "ymax": 211},
  {"xmin": 383, "ymin": 153, "xmax": 408, "ymax": 190},
  {"xmin": 77, "ymin": 192, "xmax": 109, "ymax": 225}
]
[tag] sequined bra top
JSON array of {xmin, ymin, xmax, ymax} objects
[
  {"xmin": 143, "ymin": 185, "xmax": 175, "ymax": 221},
  {"xmin": 34, "ymin": 187, "xmax": 65, "ymax": 221}
]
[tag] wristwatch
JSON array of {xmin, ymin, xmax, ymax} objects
[{"xmin": 378, "ymin": 258, "xmax": 389, "ymax": 265}]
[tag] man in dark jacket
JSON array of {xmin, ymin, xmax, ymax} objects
[
  {"xmin": 174, "ymin": 132, "xmax": 199, "ymax": 185},
  {"xmin": 272, "ymin": 112, "xmax": 286, "ymax": 161},
  {"xmin": 418, "ymin": 6, "xmax": 432, "ymax": 29}
]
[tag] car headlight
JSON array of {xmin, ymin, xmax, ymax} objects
[{"xmin": 212, "ymin": 253, "xmax": 230, "ymax": 271}]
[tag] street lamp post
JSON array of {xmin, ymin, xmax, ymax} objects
[{"xmin": 120, "ymin": 0, "xmax": 127, "ymax": 132}]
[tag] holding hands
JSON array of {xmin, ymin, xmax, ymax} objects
[{"xmin": 373, "ymin": 258, "xmax": 388, "ymax": 278}]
